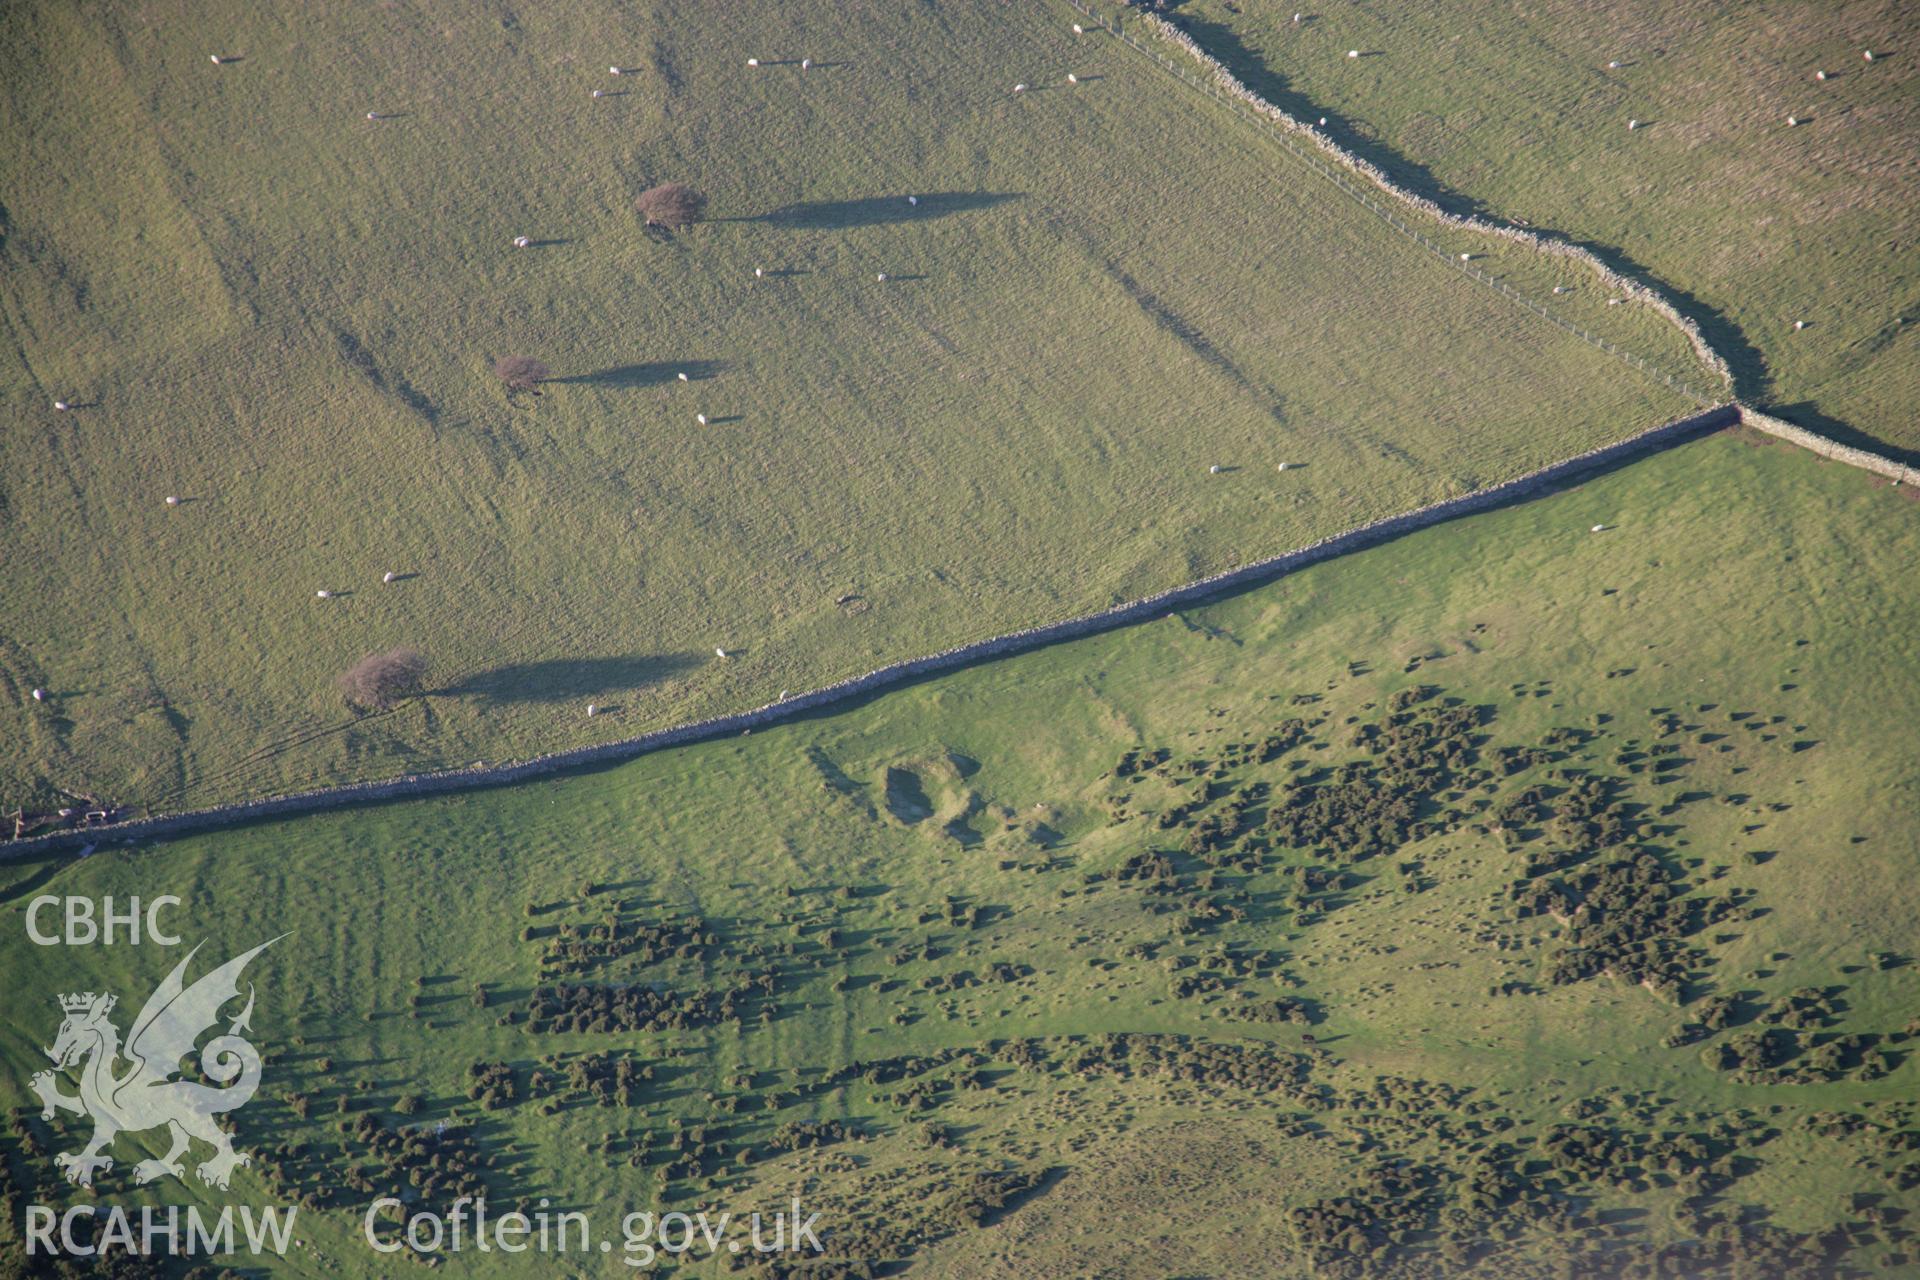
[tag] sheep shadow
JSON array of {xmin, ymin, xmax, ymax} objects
[
  {"xmin": 449, "ymin": 653, "xmax": 703, "ymax": 706},
  {"xmin": 730, "ymin": 191, "xmax": 1023, "ymax": 230},
  {"xmin": 549, "ymin": 359, "xmax": 725, "ymax": 388}
]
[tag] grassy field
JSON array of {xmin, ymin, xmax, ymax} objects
[
  {"xmin": 0, "ymin": 0, "xmax": 1715, "ymax": 818},
  {"xmin": 1156, "ymin": 0, "xmax": 1920, "ymax": 457},
  {"xmin": 3, "ymin": 430, "xmax": 1914, "ymax": 1276}
]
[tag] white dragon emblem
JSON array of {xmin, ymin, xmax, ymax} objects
[{"xmin": 29, "ymin": 937, "xmax": 281, "ymax": 1192}]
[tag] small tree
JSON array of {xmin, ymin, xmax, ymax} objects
[
  {"xmin": 493, "ymin": 354, "xmax": 550, "ymax": 394},
  {"xmin": 340, "ymin": 648, "xmax": 429, "ymax": 710},
  {"xmin": 635, "ymin": 182, "xmax": 706, "ymax": 230}
]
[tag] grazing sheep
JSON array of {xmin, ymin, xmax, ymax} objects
[
  {"xmin": 1276, "ymin": 462, "xmax": 1288, "ymax": 472},
  {"xmin": 696, "ymin": 412, "xmax": 709, "ymax": 425},
  {"xmin": 801, "ymin": 57, "xmax": 812, "ymax": 70},
  {"xmin": 1627, "ymin": 119, "xmax": 1639, "ymax": 130},
  {"xmin": 1816, "ymin": 70, "xmax": 1828, "ymax": 80},
  {"xmin": 1066, "ymin": 73, "xmax": 1078, "ymax": 84},
  {"xmin": 53, "ymin": 400, "xmax": 69, "ymax": 411},
  {"xmin": 677, "ymin": 371, "xmax": 690, "ymax": 382},
  {"xmin": 316, "ymin": 589, "xmax": 332, "ymax": 599},
  {"xmin": 383, "ymin": 571, "xmax": 396, "ymax": 584},
  {"xmin": 1209, "ymin": 464, "xmax": 1222, "ymax": 474},
  {"xmin": 1294, "ymin": 13, "xmax": 1303, "ymax": 23},
  {"xmin": 592, "ymin": 89, "xmax": 605, "ymax": 98},
  {"xmin": 367, "ymin": 112, "xmax": 383, "ymax": 121},
  {"xmin": 754, "ymin": 267, "xmax": 765, "ymax": 278},
  {"xmin": 32, "ymin": 688, "xmax": 47, "ymax": 702},
  {"xmin": 165, "ymin": 495, "xmax": 180, "ymax": 506},
  {"xmin": 1863, "ymin": 49, "xmax": 1874, "ymax": 61},
  {"xmin": 1607, "ymin": 60, "xmax": 1621, "ymax": 69},
  {"xmin": 907, "ymin": 195, "xmax": 919, "ymax": 205},
  {"xmin": 209, "ymin": 54, "xmax": 223, "ymax": 64},
  {"xmin": 1794, "ymin": 320, "xmax": 1805, "ymax": 330},
  {"xmin": 1318, "ymin": 116, "xmax": 1327, "ymax": 126},
  {"xmin": 1552, "ymin": 285, "xmax": 1566, "ymax": 295},
  {"xmin": 1013, "ymin": 82, "xmax": 1027, "ymax": 93},
  {"xmin": 715, "ymin": 647, "xmax": 728, "ymax": 658},
  {"xmin": 1073, "ymin": 23, "xmax": 1083, "ymax": 35},
  {"xmin": 748, "ymin": 58, "xmax": 760, "ymax": 67},
  {"xmin": 513, "ymin": 235, "xmax": 531, "ymax": 248},
  {"xmin": 1459, "ymin": 252, "xmax": 1472, "ymax": 261},
  {"xmin": 1591, "ymin": 524, "xmax": 1606, "ymax": 533},
  {"xmin": 1787, "ymin": 115, "xmax": 1798, "ymax": 126},
  {"xmin": 876, "ymin": 272, "xmax": 888, "ymax": 282},
  {"xmin": 1347, "ymin": 49, "xmax": 1360, "ymax": 59},
  {"xmin": 609, "ymin": 66, "xmax": 622, "ymax": 75},
  {"xmin": 1607, "ymin": 297, "xmax": 1623, "ymax": 306},
  {"xmin": 587, "ymin": 703, "xmax": 597, "ymax": 716}
]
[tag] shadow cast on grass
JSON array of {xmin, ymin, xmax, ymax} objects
[
  {"xmin": 727, "ymin": 191, "xmax": 1024, "ymax": 230},
  {"xmin": 549, "ymin": 359, "xmax": 725, "ymax": 388},
  {"xmin": 449, "ymin": 653, "xmax": 704, "ymax": 707}
]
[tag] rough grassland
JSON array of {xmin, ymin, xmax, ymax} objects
[
  {"xmin": 2, "ymin": 433, "xmax": 1914, "ymax": 1275},
  {"xmin": 0, "ymin": 0, "xmax": 1707, "ymax": 817},
  {"xmin": 1162, "ymin": 0, "xmax": 1920, "ymax": 457}
]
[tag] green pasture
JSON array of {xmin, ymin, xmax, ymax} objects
[
  {"xmin": 0, "ymin": 0, "xmax": 1709, "ymax": 815},
  {"xmin": 2, "ymin": 431, "xmax": 1914, "ymax": 1275}
]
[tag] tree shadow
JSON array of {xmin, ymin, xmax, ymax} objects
[
  {"xmin": 727, "ymin": 191, "xmax": 1024, "ymax": 230},
  {"xmin": 548, "ymin": 359, "xmax": 725, "ymax": 388},
  {"xmin": 448, "ymin": 653, "xmax": 703, "ymax": 706}
]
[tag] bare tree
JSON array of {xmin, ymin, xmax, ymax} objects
[
  {"xmin": 339, "ymin": 648, "xmax": 429, "ymax": 710},
  {"xmin": 635, "ymin": 182, "xmax": 707, "ymax": 230},
  {"xmin": 494, "ymin": 355, "xmax": 551, "ymax": 394}
]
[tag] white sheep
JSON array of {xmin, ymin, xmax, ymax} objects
[
  {"xmin": 513, "ymin": 235, "xmax": 531, "ymax": 248},
  {"xmin": 367, "ymin": 111, "xmax": 384, "ymax": 121},
  {"xmin": 1209, "ymin": 464, "xmax": 1222, "ymax": 474},
  {"xmin": 754, "ymin": 267, "xmax": 765, "ymax": 278},
  {"xmin": 32, "ymin": 688, "xmax": 46, "ymax": 702},
  {"xmin": 1815, "ymin": 70, "xmax": 1828, "ymax": 81},
  {"xmin": 876, "ymin": 272, "xmax": 888, "ymax": 282},
  {"xmin": 592, "ymin": 89, "xmax": 605, "ymax": 98},
  {"xmin": 747, "ymin": 58, "xmax": 760, "ymax": 67},
  {"xmin": 1863, "ymin": 49, "xmax": 1874, "ymax": 61},
  {"xmin": 1607, "ymin": 60, "xmax": 1621, "ymax": 69},
  {"xmin": 696, "ymin": 412, "xmax": 709, "ymax": 425},
  {"xmin": 609, "ymin": 66, "xmax": 622, "ymax": 75},
  {"xmin": 1591, "ymin": 524, "xmax": 1607, "ymax": 533},
  {"xmin": 1066, "ymin": 73, "xmax": 1078, "ymax": 84},
  {"xmin": 907, "ymin": 195, "xmax": 918, "ymax": 205},
  {"xmin": 1318, "ymin": 116, "xmax": 1327, "ymax": 126},
  {"xmin": 383, "ymin": 571, "xmax": 396, "ymax": 584},
  {"xmin": 715, "ymin": 647, "xmax": 728, "ymax": 658},
  {"xmin": 1072, "ymin": 23, "xmax": 1083, "ymax": 35},
  {"xmin": 1276, "ymin": 462, "xmax": 1288, "ymax": 472},
  {"xmin": 1794, "ymin": 320, "xmax": 1805, "ymax": 330},
  {"xmin": 316, "ymin": 589, "xmax": 332, "ymax": 599},
  {"xmin": 209, "ymin": 54, "xmax": 223, "ymax": 64},
  {"xmin": 1459, "ymin": 252, "xmax": 1472, "ymax": 261},
  {"xmin": 1552, "ymin": 285, "xmax": 1566, "ymax": 295},
  {"xmin": 1786, "ymin": 115, "xmax": 1798, "ymax": 126},
  {"xmin": 1627, "ymin": 119, "xmax": 1639, "ymax": 130},
  {"xmin": 1294, "ymin": 13, "xmax": 1303, "ymax": 23},
  {"xmin": 677, "ymin": 371, "xmax": 690, "ymax": 382},
  {"xmin": 800, "ymin": 57, "xmax": 812, "ymax": 70},
  {"xmin": 587, "ymin": 703, "xmax": 597, "ymax": 716},
  {"xmin": 53, "ymin": 400, "xmax": 69, "ymax": 411},
  {"xmin": 1607, "ymin": 297, "xmax": 1624, "ymax": 306},
  {"xmin": 165, "ymin": 495, "xmax": 180, "ymax": 506},
  {"xmin": 1013, "ymin": 83, "xmax": 1027, "ymax": 93},
  {"xmin": 1347, "ymin": 49, "xmax": 1360, "ymax": 59}
]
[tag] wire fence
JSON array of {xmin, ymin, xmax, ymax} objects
[{"xmin": 1055, "ymin": 0, "xmax": 1719, "ymax": 406}]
